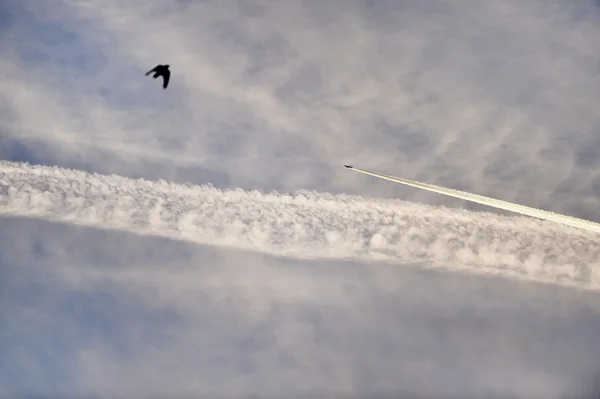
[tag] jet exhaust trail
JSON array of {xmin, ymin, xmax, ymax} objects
[
  {"xmin": 1, "ymin": 161, "xmax": 599, "ymax": 290},
  {"xmin": 344, "ymin": 165, "xmax": 600, "ymax": 234}
]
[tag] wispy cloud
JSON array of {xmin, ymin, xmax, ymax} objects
[{"xmin": 3, "ymin": 0, "xmax": 600, "ymax": 216}]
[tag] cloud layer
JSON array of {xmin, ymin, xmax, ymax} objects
[
  {"xmin": 3, "ymin": 216, "xmax": 600, "ymax": 398},
  {"xmin": 3, "ymin": 0, "xmax": 600, "ymax": 397}
]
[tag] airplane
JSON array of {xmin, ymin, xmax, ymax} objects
[{"xmin": 343, "ymin": 164, "xmax": 600, "ymax": 234}]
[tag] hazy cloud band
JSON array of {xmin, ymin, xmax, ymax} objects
[{"xmin": 1, "ymin": 161, "xmax": 598, "ymax": 290}]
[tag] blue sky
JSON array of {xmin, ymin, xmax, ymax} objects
[{"xmin": 2, "ymin": 0, "xmax": 600, "ymax": 397}]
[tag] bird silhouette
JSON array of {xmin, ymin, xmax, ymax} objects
[{"xmin": 145, "ymin": 64, "xmax": 170, "ymax": 89}]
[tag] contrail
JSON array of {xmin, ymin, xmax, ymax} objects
[
  {"xmin": 1, "ymin": 161, "xmax": 599, "ymax": 290},
  {"xmin": 344, "ymin": 165, "xmax": 600, "ymax": 234}
]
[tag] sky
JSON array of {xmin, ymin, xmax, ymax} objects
[{"xmin": 2, "ymin": 0, "xmax": 600, "ymax": 397}]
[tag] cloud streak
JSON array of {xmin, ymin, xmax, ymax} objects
[
  {"xmin": 1, "ymin": 160, "xmax": 599, "ymax": 290},
  {"xmin": 346, "ymin": 164, "xmax": 600, "ymax": 233}
]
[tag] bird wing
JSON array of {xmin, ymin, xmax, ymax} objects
[
  {"xmin": 162, "ymin": 69, "xmax": 170, "ymax": 88},
  {"xmin": 145, "ymin": 66, "xmax": 159, "ymax": 76}
]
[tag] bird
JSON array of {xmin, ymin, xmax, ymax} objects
[{"xmin": 145, "ymin": 64, "xmax": 170, "ymax": 89}]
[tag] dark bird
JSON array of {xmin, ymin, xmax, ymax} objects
[{"xmin": 145, "ymin": 64, "xmax": 170, "ymax": 89}]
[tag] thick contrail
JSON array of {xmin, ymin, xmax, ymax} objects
[
  {"xmin": 345, "ymin": 165, "xmax": 600, "ymax": 234},
  {"xmin": 1, "ymin": 161, "xmax": 599, "ymax": 290}
]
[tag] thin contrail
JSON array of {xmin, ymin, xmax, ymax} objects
[
  {"xmin": 1, "ymin": 161, "xmax": 599, "ymax": 289},
  {"xmin": 344, "ymin": 165, "xmax": 600, "ymax": 234}
]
